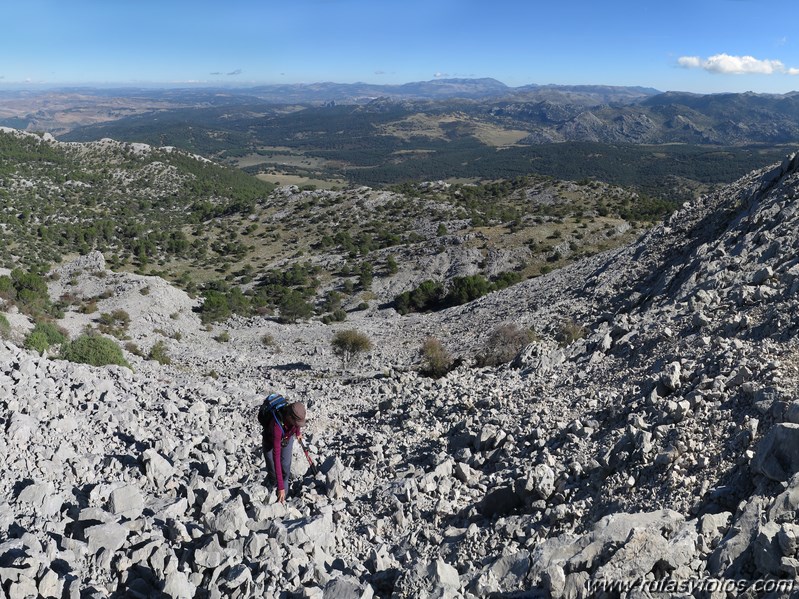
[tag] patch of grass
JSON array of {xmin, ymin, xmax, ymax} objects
[{"xmin": 0, "ymin": 313, "xmax": 10, "ymax": 340}]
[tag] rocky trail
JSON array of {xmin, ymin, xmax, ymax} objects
[{"xmin": 4, "ymin": 153, "xmax": 799, "ymax": 597}]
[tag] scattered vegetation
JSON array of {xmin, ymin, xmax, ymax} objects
[
  {"xmin": 214, "ymin": 331, "xmax": 230, "ymax": 343},
  {"xmin": 0, "ymin": 313, "xmax": 10, "ymax": 339},
  {"xmin": 394, "ymin": 272, "xmax": 523, "ymax": 315},
  {"xmin": 97, "ymin": 309, "xmax": 131, "ymax": 339}
]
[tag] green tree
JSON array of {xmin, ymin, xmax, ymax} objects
[
  {"xmin": 279, "ymin": 290, "xmax": 313, "ymax": 324},
  {"xmin": 201, "ymin": 290, "xmax": 231, "ymax": 324}
]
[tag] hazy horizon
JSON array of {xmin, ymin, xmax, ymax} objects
[{"xmin": 3, "ymin": 0, "xmax": 799, "ymax": 95}]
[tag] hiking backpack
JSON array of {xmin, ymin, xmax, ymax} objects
[{"xmin": 258, "ymin": 393, "xmax": 288, "ymax": 435}]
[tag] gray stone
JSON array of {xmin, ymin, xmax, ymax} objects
[
  {"xmin": 7, "ymin": 412, "xmax": 37, "ymax": 443},
  {"xmin": 109, "ymin": 485, "xmax": 144, "ymax": 519},
  {"xmin": 660, "ymin": 361, "xmax": 681, "ymax": 391},
  {"xmin": 778, "ymin": 524, "xmax": 799, "ymax": 556},
  {"xmin": 453, "ymin": 462, "xmax": 476, "ymax": 484},
  {"xmin": 753, "ymin": 521, "xmax": 782, "ymax": 576},
  {"xmin": 194, "ymin": 535, "xmax": 226, "ymax": 569},
  {"xmin": 751, "ymin": 423, "xmax": 799, "ymax": 481},
  {"xmin": 527, "ymin": 463, "xmax": 556, "ymax": 500},
  {"xmin": 16, "ymin": 481, "xmax": 62, "ymax": 517},
  {"xmin": 84, "ymin": 522, "xmax": 128, "ymax": 555},
  {"xmin": 204, "ymin": 495, "xmax": 249, "ymax": 541},
  {"xmin": 141, "ymin": 448, "xmax": 174, "ymax": 488},
  {"xmin": 37, "ymin": 568, "xmax": 63, "ymax": 598},
  {"xmin": 709, "ymin": 496, "xmax": 768, "ymax": 577},
  {"xmin": 487, "ymin": 550, "xmax": 529, "ymax": 590},
  {"xmin": 286, "ymin": 514, "xmax": 335, "ymax": 550},
  {"xmin": 163, "ymin": 570, "xmax": 196, "ymax": 599},
  {"xmin": 322, "ymin": 576, "xmax": 372, "ymax": 598}
]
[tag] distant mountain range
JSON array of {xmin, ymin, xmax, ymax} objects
[{"xmin": 4, "ymin": 78, "xmax": 799, "ymax": 158}]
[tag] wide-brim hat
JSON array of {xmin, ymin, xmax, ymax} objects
[{"xmin": 288, "ymin": 402, "xmax": 306, "ymax": 427}]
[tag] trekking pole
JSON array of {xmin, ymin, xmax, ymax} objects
[{"xmin": 297, "ymin": 437, "xmax": 319, "ymax": 475}]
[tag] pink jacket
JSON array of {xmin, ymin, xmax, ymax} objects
[{"xmin": 265, "ymin": 418, "xmax": 301, "ymax": 490}]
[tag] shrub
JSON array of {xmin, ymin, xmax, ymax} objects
[
  {"xmin": 148, "ymin": 340, "xmax": 171, "ymax": 365},
  {"xmin": 124, "ymin": 342, "xmax": 143, "ymax": 357},
  {"xmin": 476, "ymin": 323, "xmax": 535, "ymax": 367},
  {"xmin": 555, "ymin": 319, "xmax": 586, "ymax": 347},
  {"xmin": 81, "ymin": 300, "xmax": 98, "ymax": 314},
  {"xmin": 0, "ymin": 313, "xmax": 10, "ymax": 339},
  {"xmin": 61, "ymin": 334, "xmax": 130, "ymax": 369},
  {"xmin": 9, "ymin": 269, "xmax": 53, "ymax": 317},
  {"xmin": 214, "ymin": 331, "xmax": 230, "ymax": 343},
  {"xmin": 261, "ymin": 333, "xmax": 276, "ymax": 347},
  {"xmin": 331, "ymin": 329, "xmax": 373, "ymax": 366},
  {"xmin": 420, "ymin": 337, "xmax": 453, "ymax": 378},
  {"xmin": 139, "ymin": 286, "xmax": 151, "ymax": 295},
  {"xmin": 24, "ymin": 321, "xmax": 69, "ymax": 354}
]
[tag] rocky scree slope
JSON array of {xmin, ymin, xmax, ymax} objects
[{"xmin": 5, "ymin": 155, "xmax": 799, "ymax": 597}]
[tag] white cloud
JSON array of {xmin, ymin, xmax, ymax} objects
[
  {"xmin": 677, "ymin": 56, "xmax": 701, "ymax": 69},
  {"xmin": 433, "ymin": 72, "xmax": 449, "ymax": 79},
  {"xmin": 678, "ymin": 53, "xmax": 799, "ymax": 75}
]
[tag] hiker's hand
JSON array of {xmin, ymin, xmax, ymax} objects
[
  {"xmin": 296, "ymin": 432, "xmax": 302, "ymax": 442},
  {"xmin": 277, "ymin": 489, "xmax": 286, "ymax": 503}
]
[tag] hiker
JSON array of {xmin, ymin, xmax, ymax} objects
[{"xmin": 259, "ymin": 398, "xmax": 307, "ymax": 503}]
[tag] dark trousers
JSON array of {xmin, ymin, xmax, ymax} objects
[{"xmin": 263, "ymin": 435, "xmax": 293, "ymax": 487}]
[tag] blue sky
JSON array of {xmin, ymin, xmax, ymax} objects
[{"xmin": 2, "ymin": 0, "xmax": 798, "ymax": 93}]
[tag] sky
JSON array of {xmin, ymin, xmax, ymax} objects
[{"xmin": 2, "ymin": 0, "xmax": 798, "ymax": 94}]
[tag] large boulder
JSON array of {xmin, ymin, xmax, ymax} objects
[{"xmin": 751, "ymin": 424, "xmax": 799, "ymax": 481}]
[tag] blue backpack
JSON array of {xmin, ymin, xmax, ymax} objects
[{"xmin": 258, "ymin": 393, "xmax": 288, "ymax": 435}]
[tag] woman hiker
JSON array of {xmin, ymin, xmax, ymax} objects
[{"xmin": 258, "ymin": 399, "xmax": 307, "ymax": 503}]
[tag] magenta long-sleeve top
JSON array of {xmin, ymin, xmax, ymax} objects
[{"xmin": 265, "ymin": 419, "xmax": 301, "ymax": 491}]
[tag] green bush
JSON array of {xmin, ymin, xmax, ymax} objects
[
  {"xmin": 61, "ymin": 334, "xmax": 131, "ymax": 368},
  {"xmin": 420, "ymin": 337, "xmax": 453, "ymax": 378},
  {"xmin": 214, "ymin": 330, "xmax": 230, "ymax": 343},
  {"xmin": 331, "ymin": 329, "xmax": 373, "ymax": 366},
  {"xmin": 0, "ymin": 313, "xmax": 10, "ymax": 339},
  {"xmin": 148, "ymin": 340, "xmax": 172, "ymax": 365},
  {"xmin": 24, "ymin": 321, "xmax": 68, "ymax": 354}
]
